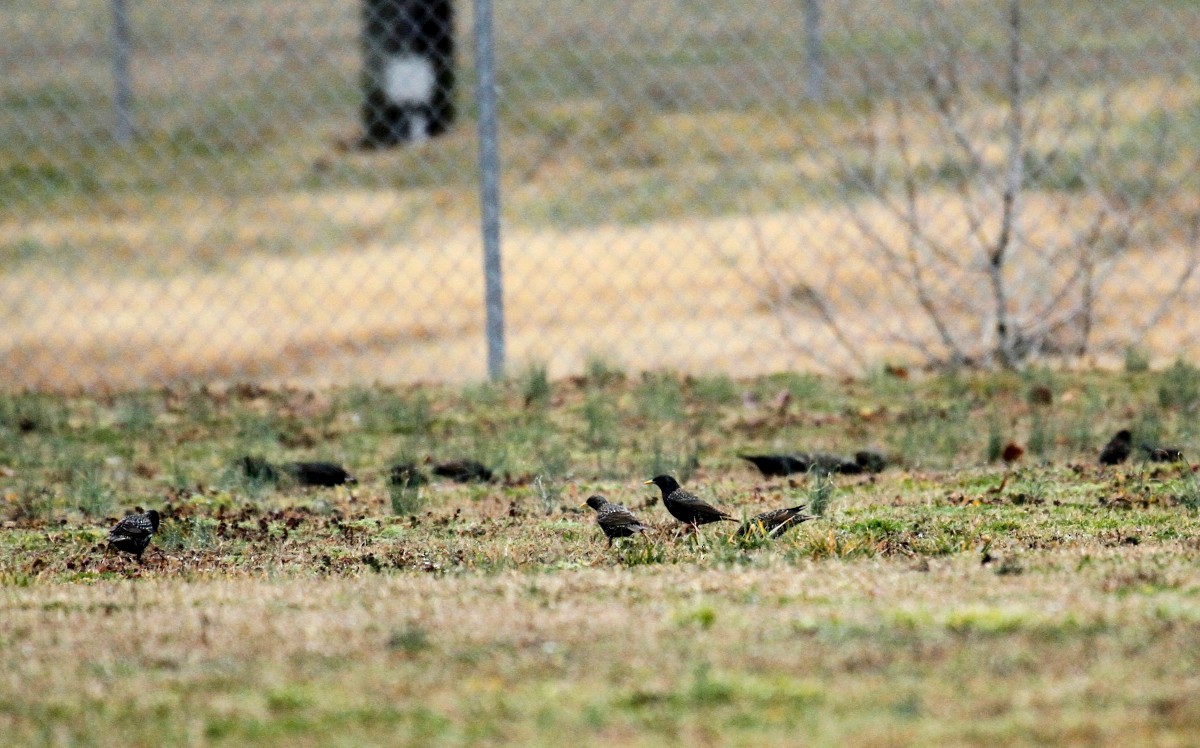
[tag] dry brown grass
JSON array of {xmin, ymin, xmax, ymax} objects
[
  {"xmin": 5, "ymin": 551, "xmax": 1200, "ymax": 745},
  {"xmin": 3, "ymin": 191, "xmax": 1198, "ymax": 391}
]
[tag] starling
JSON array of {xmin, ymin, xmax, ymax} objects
[
  {"xmin": 1141, "ymin": 444, "xmax": 1186, "ymax": 463},
  {"xmin": 1099, "ymin": 429, "xmax": 1133, "ymax": 465},
  {"xmin": 736, "ymin": 504, "xmax": 813, "ymax": 539},
  {"xmin": 283, "ymin": 461, "xmax": 356, "ymax": 487},
  {"xmin": 742, "ymin": 451, "xmax": 885, "ymax": 478},
  {"xmin": 853, "ymin": 450, "xmax": 888, "ymax": 474},
  {"xmin": 432, "ymin": 459, "xmax": 494, "ymax": 483},
  {"xmin": 106, "ymin": 509, "xmax": 160, "ymax": 562},
  {"xmin": 809, "ymin": 452, "xmax": 860, "ymax": 475},
  {"xmin": 388, "ymin": 462, "xmax": 429, "ymax": 489},
  {"xmin": 644, "ymin": 475, "xmax": 734, "ymax": 528},
  {"xmin": 239, "ymin": 456, "xmax": 355, "ymax": 487},
  {"xmin": 584, "ymin": 495, "xmax": 648, "ymax": 545},
  {"xmin": 739, "ymin": 454, "xmax": 809, "ymax": 478}
]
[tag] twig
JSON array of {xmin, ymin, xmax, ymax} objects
[{"xmin": 988, "ymin": 0, "xmax": 1026, "ymax": 368}]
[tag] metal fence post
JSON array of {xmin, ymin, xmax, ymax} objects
[
  {"xmin": 803, "ymin": 0, "xmax": 825, "ymax": 102},
  {"xmin": 473, "ymin": 0, "xmax": 505, "ymax": 380},
  {"xmin": 110, "ymin": 0, "xmax": 133, "ymax": 144}
]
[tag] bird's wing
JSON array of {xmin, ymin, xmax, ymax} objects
[
  {"xmin": 739, "ymin": 509, "xmax": 782, "ymax": 534},
  {"xmin": 761, "ymin": 508, "xmax": 792, "ymax": 524},
  {"xmin": 599, "ymin": 505, "xmax": 645, "ymax": 530},
  {"xmin": 115, "ymin": 526, "xmax": 153, "ymax": 540},
  {"xmin": 117, "ymin": 515, "xmax": 154, "ymax": 535},
  {"xmin": 768, "ymin": 511, "xmax": 815, "ymax": 536},
  {"xmin": 680, "ymin": 497, "xmax": 733, "ymax": 520},
  {"xmin": 661, "ymin": 489, "xmax": 735, "ymax": 524},
  {"xmin": 740, "ymin": 505, "xmax": 813, "ymax": 535}
]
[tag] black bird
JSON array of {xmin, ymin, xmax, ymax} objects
[
  {"xmin": 808, "ymin": 452, "xmax": 861, "ymax": 475},
  {"xmin": 238, "ymin": 457, "xmax": 356, "ymax": 487},
  {"xmin": 1141, "ymin": 444, "xmax": 1185, "ymax": 463},
  {"xmin": 739, "ymin": 454, "xmax": 809, "ymax": 478},
  {"xmin": 742, "ymin": 451, "xmax": 886, "ymax": 478},
  {"xmin": 388, "ymin": 462, "xmax": 429, "ymax": 489},
  {"xmin": 1099, "ymin": 429, "xmax": 1133, "ymax": 465},
  {"xmin": 737, "ymin": 504, "xmax": 814, "ymax": 539},
  {"xmin": 584, "ymin": 495, "xmax": 648, "ymax": 545},
  {"xmin": 853, "ymin": 450, "xmax": 888, "ymax": 474},
  {"xmin": 284, "ymin": 461, "xmax": 356, "ymax": 487},
  {"xmin": 106, "ymin": 509, "xmax": 160, "ymax": 562},
  {"xmin": 432, "ymin": 459, "xmax": 494, "ymax": 483},
  {"xmin": 644, "ymin": 475, "xmax": 734, "ymax": 529}
]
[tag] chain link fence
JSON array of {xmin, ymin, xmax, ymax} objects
[{"xmin": 2, "ymin": 1, "xmax": 1198, "ymax": 392}]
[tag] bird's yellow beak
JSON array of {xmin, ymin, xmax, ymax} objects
[
  {"xmin": 643, "ymin": 479, "xmax": 653, "ymax": 485},
  {"xmin": 579, "ymin": 501, "xmax": 589, "ymax": 508}
]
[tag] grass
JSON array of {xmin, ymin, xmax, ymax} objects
[
  {"xmin": 2, "ymin": 4, "xmax": 1200, "ymax": 734},
  {"xmin": 3, "ymin": 369, "xmax": 1200, "ymax": 744}
]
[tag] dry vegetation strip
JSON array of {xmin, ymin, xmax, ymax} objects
[{"xmin": 4, "ymin": 196, "xmax": 1199, "ymax": 391}]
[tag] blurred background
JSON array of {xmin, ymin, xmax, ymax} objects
[{"xmin": 2, "ymin": 0, "xmax": 1198, "ymax": 392}]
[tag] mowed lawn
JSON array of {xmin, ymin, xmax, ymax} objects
[{"xmin": 3, "ymin": 365, "xmax": 1200, "ymax": 745}]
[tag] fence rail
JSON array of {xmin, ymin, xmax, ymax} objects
[{"xmin": 2, "ymin": 1, "xmax": 1198, "ymax": 391}]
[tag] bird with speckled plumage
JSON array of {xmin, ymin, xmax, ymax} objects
[
  {"xmin": 584, "ymin": 495, "xmax": 648, "ymax": 545},
  {"xmin": 736, "ymin": 504, "xmax": 813, "ymax": 539},
  {"xmin": 644, "ymin": 475, "xmax": 734, "ymax": 529},
  {"xmin": 106, "ymin": 509, "xmax": 160, "ymax": 562}
]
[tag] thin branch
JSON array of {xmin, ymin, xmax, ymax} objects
[
  {"xmin": 1024, "ymin": 207, "xmax": 1110, "ymax": 337},
  {"xmin": 891, "ymin": 96, "xmax": 968, "ymax": 363},
  {"xmin": 988, "ymin": 0, "xmax": 1025, "ymax": 368},
  {"xmin": 923, "ymin": 47, "xmax": 985, "ymax": 176},
  {"xmin": 918, "ymin": 22, "xmax": 993, "ymax": 262},
  {"xmin": 1131, "ymin": 212, "xmax": 1200, "ymax": 339},
  {"xmin": 726, "ymin": 207, "xmax": 867, "ymax": 374},
  {"xmin": 752, "ymin": 216, "xmax": 869, "ymax": 371}
]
